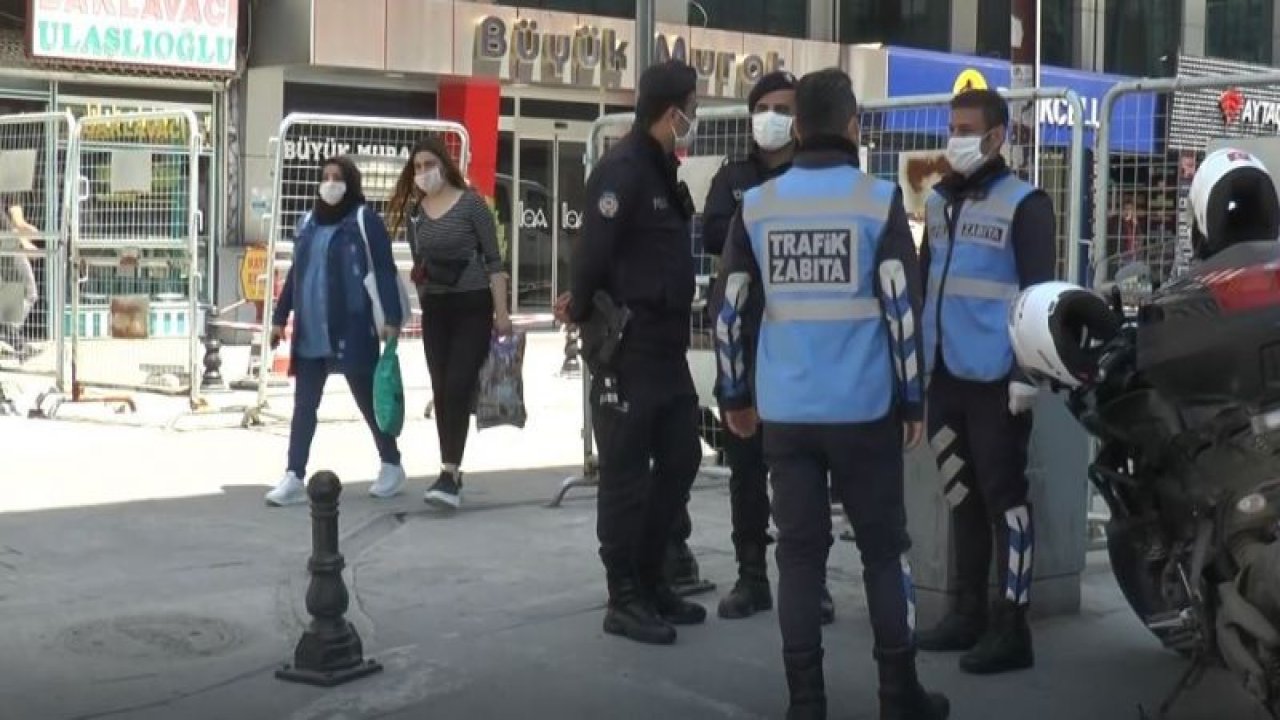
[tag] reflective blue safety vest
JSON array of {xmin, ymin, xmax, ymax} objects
[
  {"xmin": 741, "ymin": 166, "xmax": 897, "ymax": 424},
  {"xmin": 921, "ymin": 173, "xmax": 1033, "ymax": 382}
]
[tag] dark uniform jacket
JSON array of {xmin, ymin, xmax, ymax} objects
[{"xmin": 569, "ymin": 128, "xmax": 696, "ymax": 362}]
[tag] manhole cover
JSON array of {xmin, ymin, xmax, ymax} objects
[{"xmin": 59, "ymin": 614, "xmax": 245, "ymax": 659}]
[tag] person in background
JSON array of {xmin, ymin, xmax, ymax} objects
[
  {"xmin": 916, "ymin": 89, "xmax": 1056, "ymax": 675},
  {"xmin": 1110, "ymin": 197, "xmax": 1142, "ymax": 264},
  {"xmin": 680, "ymin": 69, "xmax": 835, "ymax": 625},
  {"xmin": 387, "ymin": 137, "xmax": 511, "ymax": 511},
  {"xmin": 0, "ymin": 202, "xmax": 40, "ymax": 362},
  {"xmin": 264, "ymin": 157, "xmax": 406, "ymax": 507}
]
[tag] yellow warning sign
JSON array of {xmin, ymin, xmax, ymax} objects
[
  {"xmin": 953, "ymin": 69, "xmax": 989, "ymax": 95},
  {"xmin": 240, "ymin": 246, "xmax": 268, "ymax": 303}
]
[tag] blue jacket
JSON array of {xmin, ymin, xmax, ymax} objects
[
  {"xmin": 272, "ymin": 205, "xmax": 403, "ymax": 375},
  {"xmin": 715, "ymin": 139, "xmax": 926, "ymax": 424}
]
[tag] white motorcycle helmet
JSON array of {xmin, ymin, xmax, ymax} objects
[
  {"xmin": 1008, "ymin": 281, "xmax": 1121, "ymax": 388},
  {"xmin": 1188, "ymin": 147, "xmax": 1280, "ymax": 260}
]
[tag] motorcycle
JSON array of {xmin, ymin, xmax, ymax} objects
[{"xmin": 1056, "ymin": 244, "xmax": 1280, "ymax": 719}]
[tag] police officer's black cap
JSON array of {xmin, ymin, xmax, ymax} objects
[
  {"xmin": 748, "ymin": 71, "xmax": 797, "ymax": 110},
  {"xmin": 636, "ymin": 61, "xmax": 697, "ymax": 122}
]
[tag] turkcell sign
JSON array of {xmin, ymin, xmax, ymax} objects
[
  {"xmin": 884, "ymin": 47, "xmax": 1157, "ymax": 154},
  {"xmin": 29, "ymin": 0, "xmax": 239, "ymax": 73}
]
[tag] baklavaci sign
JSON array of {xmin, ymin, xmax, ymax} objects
[{"xmin": 29, "ymin": 0, "xmax": 239, "ymax": 73}]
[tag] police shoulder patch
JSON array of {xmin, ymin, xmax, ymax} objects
[{"xmin": 598, "ymin": 192, "xmax": 619, "ymax": 219}]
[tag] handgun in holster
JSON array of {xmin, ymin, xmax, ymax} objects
[{"xmin": 584, "ymin": 290, "xmax": 631, "ymax": 412}]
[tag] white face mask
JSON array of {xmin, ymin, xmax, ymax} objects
[
  {"xmin": 673, "ymin": 109, "xmax": 698, "ymax": 149},
  {"xmin": 752, "ymin": 111, "xmax": 794, "ymax": 152},
  {"xmin": 415, "ymin": 167, "xmax": 444, "ymax": 196},
  {"xmin": 318, "ymin": 180, "xmax": 346, "ymax": 206},
  {"xmin": 945, "ymin": 134, "xmax": 989, "ymax": 176}
]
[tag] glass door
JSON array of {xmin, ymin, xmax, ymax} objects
[{"xmin": 505, "ymin": 120, "xmax": 590, "ymax": 313}]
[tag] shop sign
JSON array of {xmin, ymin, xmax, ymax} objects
[
  {"xmin": 653, "ymin": 34, "xmax": 785, "ymax": 99},
  {"xmin": 519, "ymin": 202, "xmax": 582, "ymax": 232},
  {"xmin": 474, "ymin": 15, "xmax": 629, "ymax": 90},
  {"xmin": 281, "ymin": 137, "xmax": 413, "ymax": 163},
  {"xmin": 62, "ymin": 100, "xmax": 214, "ymax": 150},
  {"xmin": 29, "ymin": 0, "xmax": 239, "ymax": 73},
  {"xmin": 239, "ymin": 245, "xmax": 267, "ymax": 303}
]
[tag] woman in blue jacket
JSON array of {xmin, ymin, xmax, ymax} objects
[{"xmin": 265, "ymin": 156, "xmax": 406, "ymax": 507}]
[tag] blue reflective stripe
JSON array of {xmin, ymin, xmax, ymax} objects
[
  {"xmin": 922, "ymin": 174, "xmax": 1033, "ymax": 382},
  {"xmin": 741, "ymin": 165, "xmax": 898, "ymax": 424}
]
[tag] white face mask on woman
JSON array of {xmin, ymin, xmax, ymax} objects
[
  {"xmin": 318, "ymin": 180, "xmax": 346, "ymax": 206},
  {"xmin": 415, "ymin": 167, "xmax": 444, "ymax": 196}
]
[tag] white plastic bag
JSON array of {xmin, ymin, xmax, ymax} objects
[{"xmin": 476, "ymin": 331, "xmax": 528, "ymax": 430}]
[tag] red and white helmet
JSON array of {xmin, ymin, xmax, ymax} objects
[
  {"xmin": 1189, "ymin": 148, "xmax": 1280, "ymax": 259},
  {"xmin": 1007, "ymin": 281, "xmax": 1121, "ymax": 388}
]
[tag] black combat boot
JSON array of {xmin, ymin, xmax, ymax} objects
[
  {"xmin": 783, "ymin": 648, "xmax": 826, "ymax": 720},
  {"xmin": 651, "ymin": 582, "xmax": 708, "ymax": 625},
  {"xmin": 603, "ymin": 578, "xmax": 677, "ymax": 645},
  {"xmin": 959, "ymin": 601, "xmax": 1034, "ymax": 674},
  {"xmin": 915, "ymin": 589, "xmax": 987, "ymax": 652},
  {"xmin": 875, "ymin": 646, "xmax": 950, "ymax": 720},
  {"xmin": 718, "ymin": 542, "xmax": 772, "ymax": 619},
  {"xmin": 665, "ymin": 539, "xmax": 703, "ymax": 590},
  {"xmin": 819, "ymin": 583, "xmax": 836, "ymax": 625}
]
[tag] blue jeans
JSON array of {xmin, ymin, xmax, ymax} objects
[{"xmin": 287, "ymin": 357, "xmax": 401, "ymax": 477}]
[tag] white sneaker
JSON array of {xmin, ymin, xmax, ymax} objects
[
  {"xmin": 369, "ymin": 463, "xmax": 407, "ymax": 499},
  {"xmin": 265, "ymin": 471, "xmax": 307, "ymax": 507}
]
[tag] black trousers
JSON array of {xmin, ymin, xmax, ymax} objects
[
  {"xmin": 766, "ymin": 418, "xmax": 913, "ymax": 655},
  {"xmin": 592, "ymin": 355, "xmax": 703, "ymax": 592},
  {"xmin": 671, "ymin": 423, "xmax": 772, "ymax": 552},
  {"xmin": 927, "ymin": 367, "xmax": 1035, "ymax": 606},
  {"xmin": 421, "ymin": 290, "xmax": 493, "ymax": 466}
]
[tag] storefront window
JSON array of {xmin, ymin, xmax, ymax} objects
[
  {"xmin": 1104, "ymin": 0, "xmax": 1182, "ymax": 77},
  {"xmin": 839, "ymin": 0, "xmax": 951, "ymax": 52},
  {"xmin": 1206, "ymin": 0, "xmax": 1274, "ymax": 64},
  {"xmin": 688, "ymin": 1, "xmax": 807, "ymax": 39},
  {"xmin": 975, "ymin": 0, "xmax": 1074, "ymax": 67}
]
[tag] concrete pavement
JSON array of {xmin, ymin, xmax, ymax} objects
[{"xmin": 0, "ymin": 331, "xmax": 1270, "ymax": 719}]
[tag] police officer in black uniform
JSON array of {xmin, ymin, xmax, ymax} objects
[
  {"xmin": 554, "ymin": 61, "xmax": 707, "ymax": 646},
  {"xmin": 666, "ymin": 70, "xmax": 834, "ymax": 624}
]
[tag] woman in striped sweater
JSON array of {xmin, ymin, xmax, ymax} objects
[{"xmin": 388, "ymin": 137, "xmax": 511, "ymax": 510}]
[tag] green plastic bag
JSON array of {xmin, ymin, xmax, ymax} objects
[{"xmin": 374, "ymin": 336, "xmax": 405, "ymax": 437}]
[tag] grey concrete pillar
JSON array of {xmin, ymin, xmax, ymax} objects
[
  {"xmin": 656, "ymin": 0, "xmax": 686, "ymax": 24},
  {"xmin": 906, "ymin": 392, "xmax": 1090, "ymax": 626},
  {"xmin": 1273, "ymin": 2, "xmax": 1280, "ymax": 66},
  {"xmin": 1183, "ymin": 0, "xmax": 1207, "ymax": 57},
  {"xmin": 808, "ymin": 0, "xmax": 837, "ymax": 42},
  {"xmin": 1075, "ymin": 0, "xmax": 1106, "ymax": 73},
  {"xmin": 950, "ymin": 0, "xmax": 979, "ymax": 54},
  {"xmin": 240, "ymin": 66, "xmax": 284, "ymax": 250}
]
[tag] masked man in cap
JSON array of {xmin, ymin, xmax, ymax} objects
[
  {"xmin": 664, "ymin": 70, "xmax": 837, "ymax": 624},
  {"xmin": 554, "ymin": 61, "xmax": 706, "ymax": 645}
]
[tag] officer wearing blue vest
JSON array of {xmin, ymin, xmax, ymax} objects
[
  {"xmin": 915, "ymin": 89, "xmax": 1056, "ymax": 676},
  {"xmin": 716, "ymin": 68, "xmax": 949, "ymax": 720}
]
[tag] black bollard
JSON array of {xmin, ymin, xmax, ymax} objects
[
  {"xmin": 201, "ymin": 305, "xmax": 227, "ymax": 392},
  {"xmin": 276, "ymin": 471, "xmax": 383, "ymax": 687}
]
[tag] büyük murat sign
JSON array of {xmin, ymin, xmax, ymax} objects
[{"xmin": 27, "ymin": 0, "xmax": 239, "ymax": 73}]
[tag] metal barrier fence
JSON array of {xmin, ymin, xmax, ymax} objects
[
  {"xmin": 65, "ymin": 110, "xmax": 203, "ymax": 408},
  {"xmin": 0, "ymin": 111, "xmax": 74, "ymax": 396},
  {"xmin": 242, "ymin": 114, "xmax": 471, "ymax": 427},
  {"xmin": 550, "ymin": 88, "xmax": 1087, "ymax": 506},
  {"xmin": 1092, "ymin": 71, "xmax": 1280, "ymax": 288}
]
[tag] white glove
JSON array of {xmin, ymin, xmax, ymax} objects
[{"xmin": 1008, "ymin": 381, "xmax": 1039, "ymax": 415}]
